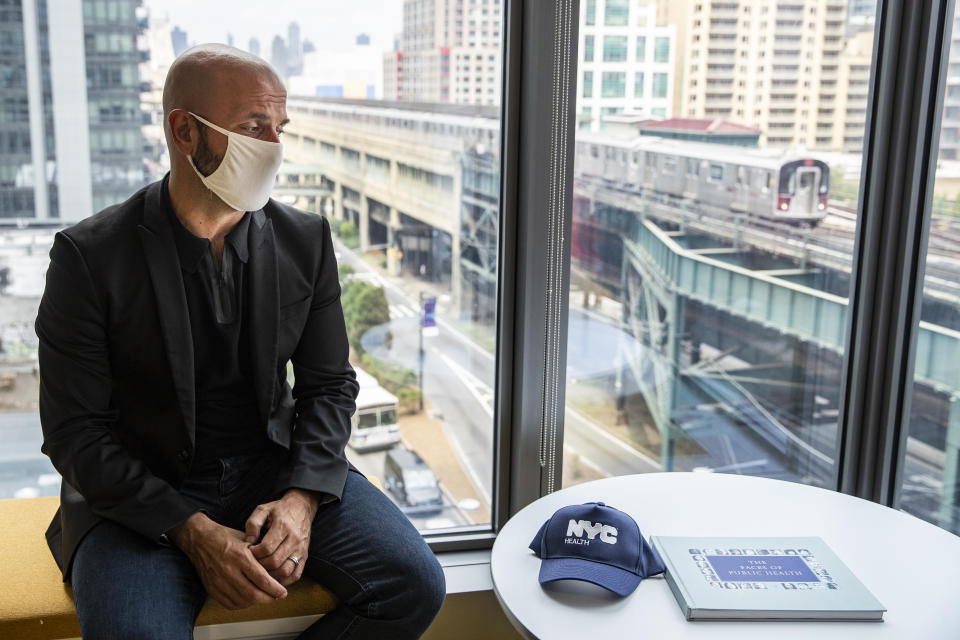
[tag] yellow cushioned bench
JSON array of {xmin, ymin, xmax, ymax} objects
[{"xmin": 0, "ymin": 497, "xmax": 339, "ymax": 640}]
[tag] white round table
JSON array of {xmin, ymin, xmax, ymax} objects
[{"xmin": 491, "ymin": 473, "xmax": 960, "ymax": 639}]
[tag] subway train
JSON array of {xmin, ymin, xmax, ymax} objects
[{"xmin": 575, "ymin": 133, "xmax": 830, "ymax": 225}]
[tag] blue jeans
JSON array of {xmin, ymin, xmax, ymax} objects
[{"xmin": 70, "ymin": 450, "xmax": 446, "ymax": 639}]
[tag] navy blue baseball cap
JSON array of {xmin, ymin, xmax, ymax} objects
[{"xmin": 528, "ymin": 502, "xmax": 665, "ymax": 596}]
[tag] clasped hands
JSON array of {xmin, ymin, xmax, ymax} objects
[{"xmin": 170, "ymin": 488, "xmax": 320, "ymax": 610}]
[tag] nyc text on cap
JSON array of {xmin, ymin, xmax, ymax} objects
[{"xmin": 529, "ymin": 502, "xmax": 665, "ymax": 596}]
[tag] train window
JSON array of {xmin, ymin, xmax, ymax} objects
[
  {"xmin": 736, "ymin": 166, "xmax": 746, "ymax": 185},
  {"xmin": 664, "ymin": 157, "xmax": 677, "ymax": 174},
  {"xmin": 591, "ymin": 145, "xmax": 599, "ymax": 158},
  {"xmin": 686, "ymin": 158, "xmax": 698, "ymax": 176},
  {"xmin": 766, "ymin": 172, "xmax": 774, "ymax": 190},
  {"xmin": 646, "ymin": 154, "xmax": 657, "ymax": 168},
  {"xmin": 709, "ymin": 164, "xmax": 724, "ymax": 181},
  {"xmin": 631, "ymin": 151, "xmax": 639, "ymax": 166}
]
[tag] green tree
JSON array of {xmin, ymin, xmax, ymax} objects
[
  {"xmin": 338, "ymin": 221, "xmax": 359, "ymax": 249},
  {"xmin": 341, "ymin": 280, "xmax": 390, "ymax": 354}
]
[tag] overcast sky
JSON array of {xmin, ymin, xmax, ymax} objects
[{"xmin": 143, "ymin": 0, "xmax": 404, "ymax": 54}]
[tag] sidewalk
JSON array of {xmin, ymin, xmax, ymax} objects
[{"xmin": 397, "ymin": 400, "xmax": 491, "ymax": 526}]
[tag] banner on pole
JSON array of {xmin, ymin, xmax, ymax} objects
[{"xmin": 422, "ymin": 296, "xmax": 438, "ymax": 336}]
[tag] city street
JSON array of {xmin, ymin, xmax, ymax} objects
[{"xmin": 335, "ymin": 239, "xmax": 665, "ymax": 503}]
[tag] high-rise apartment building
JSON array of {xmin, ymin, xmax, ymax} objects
[
  {"xmin": 85, "ymin": 0, "xmax": 149, "ymax": 213},
  {"xmin": 939, "ymin": 2, "xmax": 960, "ymax": 161},
  {"xmin": 383, "ymin": 0, "xmax": 502, "ymax": 106},
  {"xmin": 682, "ymin": 0, "xmax": 849, "ymax": 149},
  {"xmin": 828, "ymin": 29, "xmax": 872, "ymax": 153},
  {"xmin": 287, "ymin": 21, "xmax": 302, "ymax": 76},
  {"xmin": 1, "ymin": 0, "xmax": 53, "ymax": 219},
  {"xmin": 270, "ymin": 35, "xmax": 288, "ymax": 77},
  {"xmin": 576, "ymin": 1, "xmax": 677, "ymax": 131},
  {"xmin": 1, "ymin": 0, "xmax": 146, "ymax": 221},
  {"xmin": 170, "ymin": 24, "xmax": 187, "ymax": 56},
  {"xmin": 653, "ymin": 0, "xmax": 691, "ymax": 117}
]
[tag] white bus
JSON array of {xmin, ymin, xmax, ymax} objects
[{"xmin": 349, "ymin": 367, "xmax": 401, "ymax": 452}]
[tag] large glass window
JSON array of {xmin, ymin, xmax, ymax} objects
[
  {"xmin": 654, "ymin": 36, "xmax": 670, "ymax": 63},
  {"xmin": 583, "ymin": 70, "xmax": 594, "ymax": 98},
  {"xmin": 601, "ymin": 71, "xmax": 626, "ymax": 98},
  {"xmin": 604, "ymin": 0, "xmax": 629, "ymax": 27},
  {"xmin": 0, "ymin": 0, "xmax": 503, "ymax": 537},
  {"xmin": 565, "ymin": 2, "xmax": 876, "ymax": 494},
  {"xmin": 4, "ymin": 0, "xmax": 957, "ymax": 553},
  {"xmin": 652, "ymin": 72, "xmax": 668, "ymax": 98},
  {"xmin": 603, "ymin": 36, "xmax": 628, "ymax": 62},
  {"xmin": 896, "ymin": 2, "xmax": 960, "ymax": 536}
]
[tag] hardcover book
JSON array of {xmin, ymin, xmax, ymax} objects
[{"xmin": 650, "ymin": 536, "xmax": 885, "ymax": 621}]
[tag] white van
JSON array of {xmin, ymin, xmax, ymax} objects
[{"xmin": 349, "ymin": 367, "xmax": 401, "ymax": 452}]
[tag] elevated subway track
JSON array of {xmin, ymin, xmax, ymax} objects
[{"xmin": 575, "ymin": 178, "xmax": 960, "ymax": 306}]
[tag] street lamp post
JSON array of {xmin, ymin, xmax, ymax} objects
[{"xmin": 418, "ymin": 291, "xmax": 425, "ymax": 412}]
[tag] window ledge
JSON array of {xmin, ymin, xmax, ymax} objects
[
  {"xmin": 437, "ymin": 549, "xmax": 494, "ymax": 594},
  {"xmin": 1, "ymin": 496, "xmax": 494, "ymax": 640}
]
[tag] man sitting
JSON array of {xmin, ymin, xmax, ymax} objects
[{"xmin": 36, "ymin": 44, "xmax": 445, "ymax": 640}]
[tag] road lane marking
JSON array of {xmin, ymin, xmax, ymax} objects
[
  {"xmin": 435, "ymin": 317, "xmax": 495, "ymax": 363},
  {"xmin": 433, "ymin": 351, "xmax": 493, "ymax": 504},
  {"xmin": 563, "ymin": 444, "xmax": 608, "ymax": 478},
  {"xmin": 437, "ymin": 416, "xmax": 492, "ymax": 506},
  {"xmin": 436, "ymin": 352, "xmax": 494, "ymax": 418},
  {"xmin": 565, "ymin": 405, "xmax": 663, "ymax": 470},
  {"xmin": 389, "ymin": 304, "xmax": 416, "ymax": 318},
  {"xmin": 436, "ymin": 350, "xmax": 661, "ymax": 478}
]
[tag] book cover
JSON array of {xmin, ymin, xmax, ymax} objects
[{"xmin": 650, "ymin": 536, "xmax": 885, "ymax": 621}]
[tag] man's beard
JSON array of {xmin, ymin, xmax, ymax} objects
[{"xmin": 193, "ymin": 123, "xmax": 224, "ymax": 177}]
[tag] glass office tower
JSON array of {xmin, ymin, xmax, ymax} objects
[{"xmin": 0, "ymin": 0, "xmax": 146, "ymax": 222}]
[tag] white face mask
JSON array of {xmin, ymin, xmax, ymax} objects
[{"xmin": 186, "ymin": 111, "xmax": 284, "ymax": 212}]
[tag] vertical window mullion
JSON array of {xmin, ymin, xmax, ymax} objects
[
  {"xmin": 497, "ymin": 0, "xmax": 580, "ymax": 521},
  {"xmin": 838, "ymin": 0, "xmax": 955, "ymax": 505}
]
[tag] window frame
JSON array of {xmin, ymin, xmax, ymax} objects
[
  {"xmin": 838, "ymin": 0, "xmax": 956, "ymax": 510},
  {"xmin": 427, "ymin": 0, "xmax": 580, "ymax": 551},
  {"xmin": 429, "ymin": 0, "xmax": 958, "ymax": 551}
]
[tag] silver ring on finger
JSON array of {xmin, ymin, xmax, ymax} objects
[{"xmin": 287, "ymin": 555, "xmax": 300, "ymax": 567}]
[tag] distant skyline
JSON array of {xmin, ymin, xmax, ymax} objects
[{"xmin": 144, "ymin": 0, "xmax": 403, "ymax": 56}]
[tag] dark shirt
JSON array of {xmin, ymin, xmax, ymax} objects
[{"xmin": 161, "ymin": 176, "xmax": 276, "ymax": 472}]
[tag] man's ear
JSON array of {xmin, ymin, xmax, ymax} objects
[{"xmin": 168, "ymin": 110, "xmax": 198, "ymax": 157}]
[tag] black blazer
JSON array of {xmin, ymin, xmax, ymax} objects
[{"xmin": 35, "ymin": 180, "xmax": 359, "ymax": 582}]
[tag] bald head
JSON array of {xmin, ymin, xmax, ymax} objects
[
  {"xmin": 162, "ymin": 43, "xmax": 289, "ymax": 212},
  {"xmin": 162, "ymin": 44, "xmax": 285, "ymax": 144}
]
